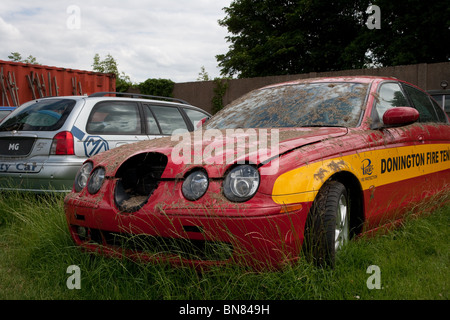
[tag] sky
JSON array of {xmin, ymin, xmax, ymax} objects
[{"xmin": 0, "ymin": 0, "xmax": 233, "ymax": 83}]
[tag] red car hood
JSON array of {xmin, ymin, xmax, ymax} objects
[{"xmin": 94, "ymin": 127, "xmax": 348, "ymax": 178}]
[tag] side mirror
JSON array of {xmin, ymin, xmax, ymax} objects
[{"xmin": 382, "ymin": 107, "xmax": 419, "ymax": 126}]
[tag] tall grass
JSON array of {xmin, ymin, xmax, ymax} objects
[{"xmin": 0, "ymin": 190, "xmax": 448, "ymax": 300}]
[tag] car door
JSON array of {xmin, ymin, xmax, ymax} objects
[
  {"xmin": 366, "ymin": 81, "xmax": 450, "ymax": 226},
  {"xmin": 401, "ymin": 83, "xmax": 450, "ymax": 194},
  {"xmin": 79, "ymin": 100, "xmax": 149, "ymax": 158}
]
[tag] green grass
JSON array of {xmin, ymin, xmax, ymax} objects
[{"xmin": 0, "ymin": 191, "xmax": 448, "ymax": 300}]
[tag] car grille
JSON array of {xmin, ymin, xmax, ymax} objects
[{"xmin": 87, "ymin": 228, "xmax": 233, "ymax": 261}]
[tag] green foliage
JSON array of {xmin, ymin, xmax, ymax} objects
[
  {"xmin": 217, "ymin": 0, "xmax": 450, "ymax": 78},
  {"xmin": 92, "ymin": 53, "xmax": 134, "ymax": 92},
  {"xmin": 212, "ymin": 78, "xmax": 229, "ymax": 114},
  {"xmin": 8, "ymin": 52, "xmax": 40, "ymax": 64},
  {"xmin": 360, "ymin": 0, "xmax": 450, "ymax": 66},
  {"xmin": 197, "ymin": 66, "xmax": 211, "ymax": 81},
  {"xmin": 0, "ymin": 190, "xmax": 448, "ymax": 300},
  {"xmin": 138, "ymin": 78, "xmax": 175, "ymax": 97},
  {"xmin": 92, "ymin": 53, "xmax": 118, "ymax": 74},
  {"xmin": 217, "ymin": 0, "xmax": 369, "ymax": 78}
]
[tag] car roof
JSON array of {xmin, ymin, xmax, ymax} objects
[
  {"xmin": 261, "ymin": 76, "xmax": 397, "ymax": 89},
  {"xmin": 28, "ymin": 93, "xmax": 211, "ymax": 115}
]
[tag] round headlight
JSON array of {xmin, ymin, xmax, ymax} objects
[
  {"xmin": 223, "ymin": 165, "xmax": 260, "ymax": 202},
  {"xmin": 87, "ymin": 167, "xmax": 106, "ymax": 194},
  {"xmin": 182, "ymin": 170, "xmax": 209, "ymax": 201},
  {"xmin": 74, "ymin": 162, "xmax": 93, "ymax": 192}
]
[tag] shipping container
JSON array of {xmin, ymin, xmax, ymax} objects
[{"xmin": 0, "ymin": 60, "xmax": 116, "ymax": 106}]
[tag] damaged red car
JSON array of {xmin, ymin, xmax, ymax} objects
[{"xmin": 64, "ymin": 76, "xmax": 450, "ymax": 269}]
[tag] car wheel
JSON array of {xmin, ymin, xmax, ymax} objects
[{"xmin": 303, "ymin": 180, "xmax": 350, "ymax": 267}]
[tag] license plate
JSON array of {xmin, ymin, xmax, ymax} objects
[{"xmin": 0, "ymin": 137, "xmax": 35, "ymax": 156}]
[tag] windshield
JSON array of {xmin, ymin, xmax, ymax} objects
[
  {"xmin": 0, "ymin": 99, "xmax": 76, "ymax": 132},
  {"xmin": 206, "ymin": 82, "xmax": 369, "ymax": 129}
]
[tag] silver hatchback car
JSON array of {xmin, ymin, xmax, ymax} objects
[{"xmin": 0, "ymin": 92, "xmax": 210, "ymax": 193}]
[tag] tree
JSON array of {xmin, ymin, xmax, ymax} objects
[
  {"xmin": 138, "ymin": 78, "xmax": 175, "ymax": 97},
  {"xmin": 92, "ymin": 53, "xmax": 119, "ymax": 74},
  {"xmin": 8, "ymin": 52, "xmax": 40, "ymax": 64},
  {"xmin": 8, "ymin": 52, "xmax": 22, "ymax": 62},
  {"xmin": 92, "ymin": 53, "xmax": 133, "ymax": 92},
  {"xmin": 197, "ymin": 66, "xmax": 211, "ymax": 81},
  {"xmin": 216, "ymin": 0, "xmax": 369, "ymax": 78},
  {"xmin": 216, "ymin": 0, "xmax": 450, "ymax": 78},
  {"xmin": 359, "ymin": 0, "xmax": 450, "ymax": 67}
]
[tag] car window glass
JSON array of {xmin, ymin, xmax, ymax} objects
[
  {"xmin": 431, "ymin": 94, "xmax": 450, "ymax": 114},
  {"xmin": 87, "ymin": 101, "xmax": 141, "ymax": 134},
  {"xmin": 0, "ymin": 111, "xmax": 11, "ymax": 119},
  {"xmin": 403, "ymin": 85, "xmax": 440, "ymax": 123},
  {"xmin": 430, "ymin": 96, "xmax": 448, "ymax": 123},
  {"xmin": 431, "ymin": 94, "xmax": 445, "ymax": 108},
  {"xmin": 183, "ymin": 108, "xmax": 210, "ymax": 128},
  {"xmin": 143, "ymin": 106, "xmax": 161, "ymax": 135},
  {"xmin": 444, "ymin": 94, "xmax": 450, "ymax": 115},
  {"xmin": 0, "ymin": 99, "xmax": 75, "ymax": 132},
  {"xmin": 150, "ymin": 105, "xmax": 188, "ymax": 135},
  {"xmin": 374, "ymin": 82, "xmax": 409, "ymax": 124}
]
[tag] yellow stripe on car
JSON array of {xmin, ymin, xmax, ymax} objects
[{"xmin": 272, "ymin": 144, "xmax": 450, "ymax": 205}]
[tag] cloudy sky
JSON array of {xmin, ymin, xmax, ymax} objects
[{"xmin": 0, "ymin": 0, "xmax": 233, "ymax": 83}]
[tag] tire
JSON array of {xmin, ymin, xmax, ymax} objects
[{"xmin": 303, "ymin": 180, "xmax": 350, "ymax": 267}]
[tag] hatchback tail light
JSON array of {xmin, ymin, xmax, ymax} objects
[{"xmin": 50, "ymin": 131, "xmax": 75, "ymax": 155}]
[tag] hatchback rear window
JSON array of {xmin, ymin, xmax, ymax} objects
[{"xmin": 0, "ymin": 99, "xmax": 76, "ymax": 132}]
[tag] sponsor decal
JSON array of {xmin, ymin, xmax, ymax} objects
[
  {"xmin": 0, "ymin": 163, "xmax": 38, "ymax": 172},
  {"xmin": 361, "ymin": 158, "xmax": 377, "ymax": 182},
  {"xmin": 361, "ymin": 159, "xmax": 374, "ymax": 175},
  {"xmin": 272, "ymin": 144, "xmax": 449, "ymax": 205},
  {"xmin": 83, "ymin": 136, "xmax": 109, "ymax": 157},
  {"xmin": 380, "ymin": 149, "xmax": 450, "ymax": 174}
]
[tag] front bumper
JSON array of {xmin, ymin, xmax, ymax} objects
[{"xmin": 65, "ymin": 190, "xmax": 312, "ymax": 269}]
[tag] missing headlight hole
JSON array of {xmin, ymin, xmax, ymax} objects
[{"xmin": 114, "ymin": 152, "xmax": 168, "ymax": 213}]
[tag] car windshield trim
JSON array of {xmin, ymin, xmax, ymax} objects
[{"xmin": 206, "ymin": 82, "xmax": 370, "ymax": 129}]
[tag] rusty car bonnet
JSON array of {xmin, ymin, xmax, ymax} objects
[{"xmin": 89, "ymin": 127, "xmax": 348, "ymax": 179}]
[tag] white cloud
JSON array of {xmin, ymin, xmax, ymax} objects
[
  {"xmin": 0, "ymin": 16, "xmax": 21, "ymax": 40},
  {"xmin": 0, "ymin": 0, "xmax": 232, "ymax": 82}
]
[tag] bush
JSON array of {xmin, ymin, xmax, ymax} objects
[{"xmin": 138, "ymin": 78, "xmax": 175, "ymax": 97}]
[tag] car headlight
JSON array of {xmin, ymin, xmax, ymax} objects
[
  {"xmin": 87, "ymin": 167, "xmax": 106, "ymax": 194},
  {"xmin": 182, "ymin": 170, "xmax": 209, "ymax": 201},
  {"xmin": 74, "ymin": 162, "xmax": 93, "ymax": 192},
  {"xmin": 223, "ymin": 165, "xmax": 260, "ymax": 202}
]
